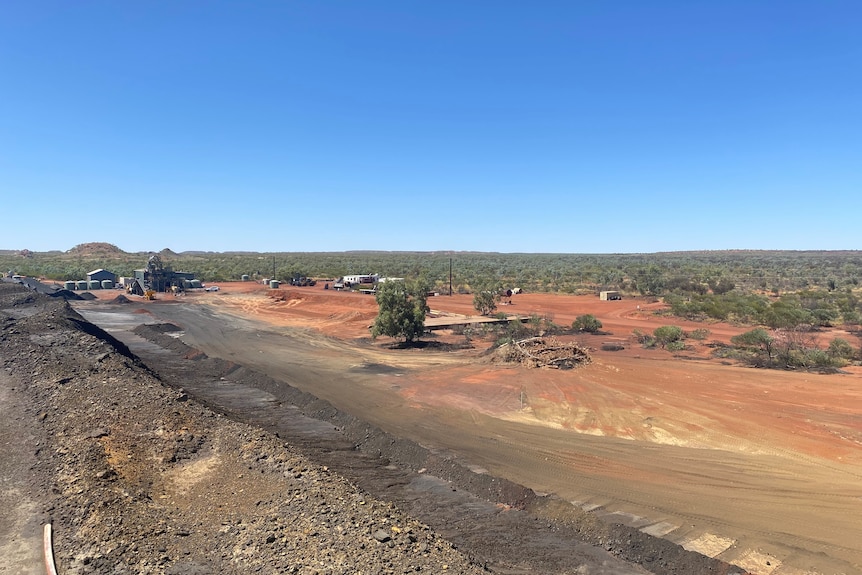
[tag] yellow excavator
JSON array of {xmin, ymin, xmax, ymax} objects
[{"xmin": 144, "ymin": 289, "xmax": 156, "ymax": 300}]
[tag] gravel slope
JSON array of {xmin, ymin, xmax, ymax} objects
[{"xmin": 0, "ymin": 281, "xmax": 488, "ymax": 575}]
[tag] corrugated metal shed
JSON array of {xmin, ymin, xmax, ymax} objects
[{"xmin": 87, "ymin": 269, "xmax": 118, "ymax": 283}]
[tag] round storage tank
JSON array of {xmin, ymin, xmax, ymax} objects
[
  {"xmin": 76, "ymin": 280, "xmax": 88, "ymax": 290},
  {"xmin": 241, "ymin": 274, "xmax": 250, "ymax": 281},
  {"xmin": 190, "ymin": 279, "xmax": 202, "ymax": 289},
  {"xmin": 64, "ymin": 281, "xmax": 76, "ymax": 291},
  {"xmin": 270, "ymin": 280, "xmax": 280, "ymax": 289},
  {"xmin": 88, "ymin": 280, "xmax": 101, "ymax": 290},
  {"xmin": 101, "ymin": 279, "xmax": 114, "ymax": 289}
]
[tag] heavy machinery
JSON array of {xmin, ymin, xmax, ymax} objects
[
  {"xmin": 290, "ymin": 275, "xmax": 316, "ymax": 287},
  {"xmin": 144, "ymin": 289, "xmax": 156, "ymax": 300}
]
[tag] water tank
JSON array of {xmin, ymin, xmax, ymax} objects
[
  {"xmin": 241, "ymin": 274, "xmax": 250, "ymax": 281},
  {"xmin": 64, "ymin": 281, "xmax": 76, "ymax": 291},
  {"xmin": 190, "ymin": 279, "xmax": 202, "ymax": 289},
  {"xmin": 101, "ymin": 279, "xmax": 114, "ymax": 289},
  {"xmin": 88, "ymin": 280, "xmax": 101, "ymax": 290},
  {"xmin": 75, "ymin": 280, "xmax": 88, "ymax": 290},
  {"xmin": 270, "ymin": 280, "xmax": 280, "ymax": 289}
]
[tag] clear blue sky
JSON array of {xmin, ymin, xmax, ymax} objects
[{"xmin": 2, "ymin": 1, "xmax": 860, "ymax": 253}]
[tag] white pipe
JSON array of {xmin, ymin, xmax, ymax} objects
[{"xmin": 43, "ymin": 524, "xmax": 58, "ymax": 575}]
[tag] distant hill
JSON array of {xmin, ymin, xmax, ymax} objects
[
  {"xmin": 159, "ymin": 248, "xmax": 178, "ymax": 258},
  {"xmin": 66, "ymin": 243, "xmax": 128, "ymax": 258}
]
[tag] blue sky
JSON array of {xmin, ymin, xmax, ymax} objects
[{"xmin": 2, "ymin": 1, "xmax": 860, "ymax": 253}]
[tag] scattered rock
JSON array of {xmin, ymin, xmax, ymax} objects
[{"xmin": 373, "ymin": 529, "xmax": 392, "ymax": 543}]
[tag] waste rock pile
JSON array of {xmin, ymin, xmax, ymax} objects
[{"xmin": 0, "ymin": 281, "xmax": 487, "ymax": 575}]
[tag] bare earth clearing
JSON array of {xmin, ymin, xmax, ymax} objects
[{"xmin": 78, "ymin": 282, "xmax": 862, "ymax": 575}]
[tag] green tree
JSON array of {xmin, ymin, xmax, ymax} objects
[
  {"xmin": 473, "ymin": 279, "xmax": 502, "ymax": 316},
  {"xmin": 731, "ymin": 328, "xmax": 775, "ymax": 360},
  {"xmin": 762, "ymin": 299, "xmax": 813, "ymax": 329},
  {"xmin": 371, "ymin": 279, "xmax": 429, "ymax": 343},
  {"xmin": 708, "ymin": 277, "xmax": 736, "ymax": 295},
  {"xmin": 635, "ymin": 265, "xmax": 665, "ymax": 295},
  {"xmin": 653, "ymin": 325, "xmax": 684, "ymax": 349},
  {"xmin": 572, "ymin": 314, "xmax": 602, "ymax": 333}
]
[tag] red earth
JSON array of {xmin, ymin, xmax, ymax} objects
[{"xmin": 87, "ymin": 281, "xmax": 862, "ymax": 575}]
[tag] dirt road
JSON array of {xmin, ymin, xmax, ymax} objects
[{"xmin": 76, "ymin": 285, "xmax": 862, "ymax": 575}]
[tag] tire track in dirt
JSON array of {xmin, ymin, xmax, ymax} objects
[{"xmin": 466, "ymin": 426, "xmax": 862, "ymax": 573}]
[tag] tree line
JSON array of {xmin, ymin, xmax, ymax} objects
[
  {"xmin": 5, "ymin": 248, "xmax": 862, "ymax": 297},
  {"xmin": 6, "ymin": 246, "xmax": 860, "ymax": 369}
]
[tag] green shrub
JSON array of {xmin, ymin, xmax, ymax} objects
[
  {"xmin": 572, "ymin": 314, "xmax": 603, "ymax": 333},
  {"xmin": 687, "ymin": 328, "xmax": 711, "ymax": 341},
  {"xmin": 797, "ymin": 348, "xmax": 842, "ymax": 369},
  {"xmin": 828, "ymin": 338, "xmax": 856, "ymax": 361},
  {"xmin": 632, "ymin": 329, "xmax": 656, "ymax": 348},
  {"xmin": 653, "ymin": 325, "xmax": 684, "ymax": 349}
]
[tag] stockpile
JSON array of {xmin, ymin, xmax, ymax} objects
[
  {"xmin": 495, "ymin": 337, "xmax": 592, "ymax": 369},
  {"xmin": 0, "ymin": 283, "xmax": 488, "ymax": 575}
]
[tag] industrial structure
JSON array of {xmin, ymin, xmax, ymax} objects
[
  {"xmin": 87, "ymin": 269, "xmax": 118, "ymax": 285},
  {"xmin": 129, "ymin": 254, "xmax": 199, "ymax": 296}
]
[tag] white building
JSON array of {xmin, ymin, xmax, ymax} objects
[{"xmin": 342, "ymin": 274, "xmax": 378, "ymax": 285}]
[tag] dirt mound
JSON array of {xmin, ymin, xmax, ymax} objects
[
  {"xmin": 494, "ymin": 337, "xmax": 592, "ymax": 369},
  {"xmin": 48, "ymin": 289, "xmax": 83, "ymax": 301},
  {"xmin": 110, "ymin": 294, "xmax": 132, "ymax": 303}
]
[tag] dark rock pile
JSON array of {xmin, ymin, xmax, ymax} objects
[{"xmin": 0, "ymin": 282, "xmax": 487, "ymax": 574}]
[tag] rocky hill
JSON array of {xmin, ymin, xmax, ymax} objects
[{"xmin": 65, "ymin": 242, "xmax": 128, "ymax": 258}]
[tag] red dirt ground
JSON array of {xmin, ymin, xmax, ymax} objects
[
  {"xmin": 93, "ymin": 281, "xmax": 862, "ymax": 462},
  {"xmin": 88, "ymin": 282, "xmax": 862, "ymax": 575}
]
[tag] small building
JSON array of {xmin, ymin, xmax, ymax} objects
[
  {"xmin": 87, "ymin": 269, "xmax": 118, "ymax": 283},
  {"xmin": 600, "ymin": 290, "xmax": 622, "ymax": 301},
  {"xmin": 343, "ymin": 274, "xmax": 378, "ymax": 286}
]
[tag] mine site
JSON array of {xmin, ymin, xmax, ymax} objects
[
  {"xmin": 2, "ymin": 248, "xmax": 862, "ymax": 575},
  {"xmin": 7, "ymin": 3, "xmax": 861, "ymax": 574}
]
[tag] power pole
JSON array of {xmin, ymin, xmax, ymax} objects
[{"xmin": 449, "ymin": 258, "xmax": 453, "ymax": 296}]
